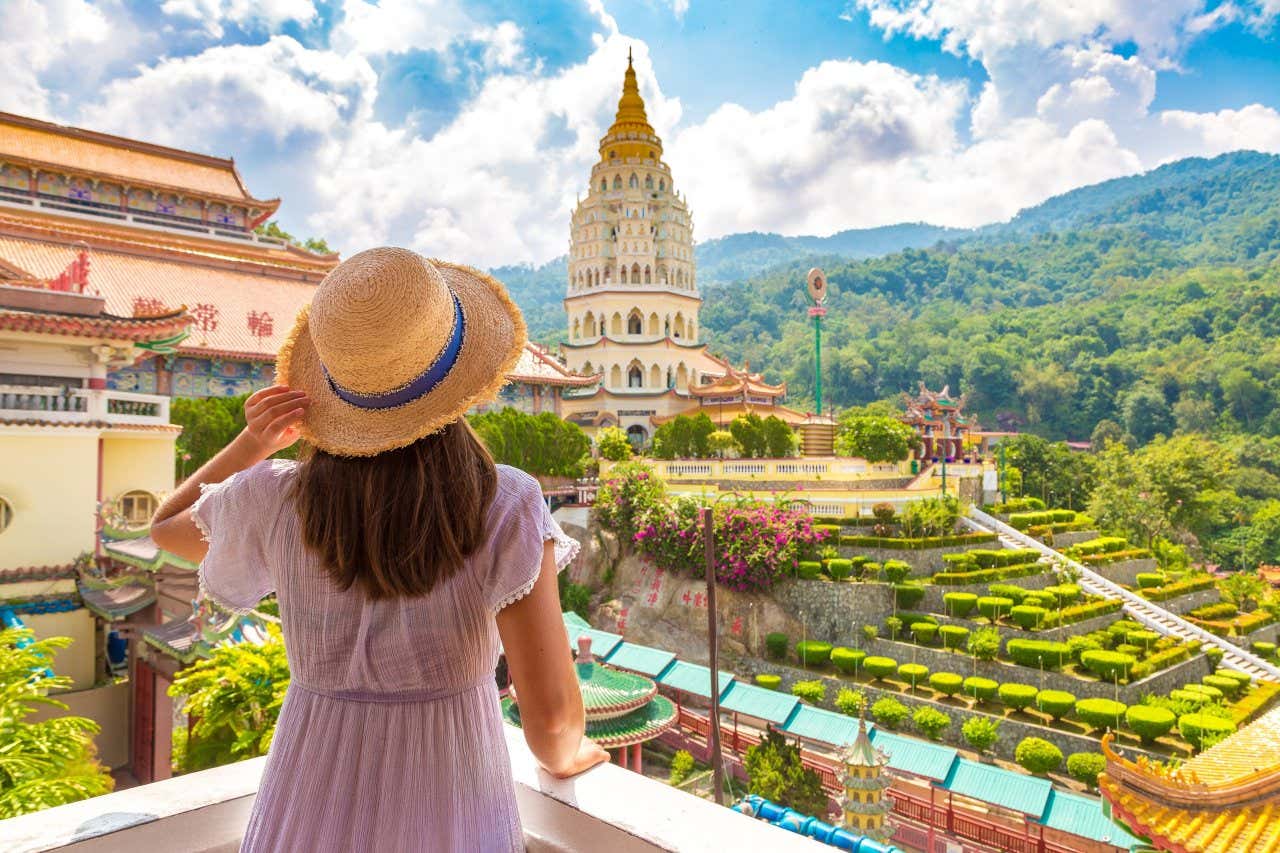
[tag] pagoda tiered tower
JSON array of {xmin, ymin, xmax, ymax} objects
[
  {"xmin": 558, "ymin": 52, "xmax": 725, "ymax": 445},
  {"xmin": 838, "ymin": 715, "xmax": 894, "ymax": 842}
]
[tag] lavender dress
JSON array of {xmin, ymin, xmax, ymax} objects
[{"xmin": 192, "ymin": 460, "xmax": 578, "ymax": 852}]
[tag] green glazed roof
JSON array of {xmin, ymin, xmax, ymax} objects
[
  {"xmin": 603, "ymin": 642, "xmax": 677, "ymax": 677},
  {"xmin": 504, "ymin": 695, "xmax": 677, "ymax": 748},
  {"xmin": 942, "ymin": 758, "xmax": 1052, "ymax": 816},
  {"xmin": 1039, "ymin": 790, "xmax": 1141, "ymax": 849},
  {"xmin": 654, "ymin": 660, "xmax": 735, "ymax": 699},
  {"xmin": 577, "ymin": 661, "xmax": 655, "ymax": 712},
  {"xmin": 781, "ymin": 705, "xmax": 869, "ymax": 748},
  {"xmin": 868, "ymin": 729, "xmax": 958, "ymax": 781},
  {"xmin": 718, "ymin": 681, "xmax": 800, "ymax": 724}
]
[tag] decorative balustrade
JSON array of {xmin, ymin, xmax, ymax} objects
[{"xmin": 0, "ymin": 384, "xmax": 169, "ymax": 426}]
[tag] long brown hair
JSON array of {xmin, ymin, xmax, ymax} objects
[{"xmin": 292, "ymin": 419, "xmax": 497, "ymax": 598}]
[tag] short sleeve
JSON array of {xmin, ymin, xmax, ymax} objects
[
  {"xmin": 485, "ymin": 467, "xmax": 580, "ymax": 612},
  {"xmin": 191, "ymin": 460, "xmax": 285, "ymax": 613}
]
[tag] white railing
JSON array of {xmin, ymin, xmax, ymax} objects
[
  {"xmin": 722, "ymin": 462, "xmax": 767, "ymax": 475},
  {"xmin": 0, "ymin": 725, "xmax": 816, "ymax": 853},
  {"xmin": 643, "ymin": 458, "xmax": 912, "ymax": 481},
  {"xmin": 0, "ymin": 384, "xmax": 170, "ymax": 426}
]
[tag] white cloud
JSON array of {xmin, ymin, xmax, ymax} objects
[
  {"xmin": 329, "ymin": 0, "xmax": 476, "ymax": 56},
  {"xmin": 668, "ymin": 0, "xmax": 691, "ymax": 19},
  {"xmin": 1156, "ymin": 104, "xmax": 1280, "ymax": 159},
  {"xmin": 160, "ymin": 0, "xmax": 317, "ymax": 39},
  {"xmin": 0, "ymin": 0, "xmax": 112, "ymax": 117}
]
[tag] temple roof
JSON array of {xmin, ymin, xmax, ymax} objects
[
  {"xmin": 686, "ymin": 360, "xmax": 786, "ymax": 399},
  {"xmin": 0, "ymin": 283, "xmax": 191, "ymax": 343},
  {"xmin": 840, "ymin": 715, "xmax": 885, "ymax": 767},
  {"xmin": 574, "ymin": 660, "xmax": 658, "ymax": 717},
  {"xmin": 508, "ymin": 343, "xmax": 596, "ymax": 387},
  {"xmin": 0, "ymin": 111, "xmax": 276, "ymax": 213},
  {"xmin": 78, "ymin": 578, "xmax": 155, "ymax": 621},
  {"xmin": 600, "ymin": 51, "xmax": 662, "ymax": 159}
]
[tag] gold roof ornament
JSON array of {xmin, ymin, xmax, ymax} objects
[{"xmin": 600, "ymin": 49, "xmax": 663, "ymax": 160}]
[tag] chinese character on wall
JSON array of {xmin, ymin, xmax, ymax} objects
[
  {"xmin": 191, "ymin": 303, "xmax": 219, "ymax": 333},
  {"xmin": 247, "ymin": 310, "xmax": 274, "ymax": 340}
]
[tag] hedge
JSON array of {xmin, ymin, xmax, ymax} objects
[
  {"xmin": 1125, "ymin": 706, "xmax": 1177, "ymax": 743},
  {"xmin": 1041, "ymin": 584, "xmax": 1082, "ymax": 606},
  {"xmin": 863, "ymin": 656, "xmax": 898, "ymax": 680},
  {"xmin": 942, "ymin": 553, "xmax": 977, "ymax": 571},
  {"xmin": 1006, "ymin": 639, "xmax": 1072, "ymax": 669},
  {"xmin": 882, "ymin": 560, "xmax": 913, "ymax": 583},
  {"xmin": 827, "ymin": 558, "xmax": 854, "ymax": 580},
  {"xmin": 1185, "ymin": 683, "xmax": 1224, "ymax": 701},
  {"xmin": 1020, "ymin": 595, "xmax": 1046, "ymax": 609},
  {"xmin": 929, "ymin": 672, "xmax": 964, "ymax": 695},
  {"xmin": 1217, "ymin": 670, "xmax": 1253, "ymax": 688},
  {"xmin": 1169, "ymin": 688, "xmax": 1208, "ymax": 706},
  {"xmin": 963, "ymin": 676, "xmax": 999, "ymax": 701},
  {"xmin": 831, "ymin": 647, "xmax": 867, "ymax": 675},
  {"xmin": 1015, "ymin": 737, "xmax": 1064, "ymax": 773},
  {"xmin": 912, "ymin": 706, "xmax": 951, "ymax": 740},
  {"xmin": 967, "ymin": 549, "xmax": 1040, "ymax": 568},
  {"xmin": 1178, "ymin": 713, "xmax": 1236, "ymax": 750},
  {"xmin": 1203, "ymin": 674, "xmax": 1243, "ymax": 699},
  {"xmin": 765, "ymin": 632, "xmax": 789, "ymax": 660},
  {"xmin": 839, "ymin": 532, "xmax": 997, "ymax": 549},
  {"xmin": 939, "ymin": 625, "xmax": 970, "ymax": 650},
  {"xmin": 988, "ymin": 582, "xmax": 1031, "ymax": 604},
  {"xmin": 1135, "ymin": 573, "xmax": 1164, "ymax": 589},
  {"xmin": 791, "ymin": 679, "xmax": 826, "ymax": 704},
  {"xmin": 895, "ymin": 583, "xmax": 926, "ymax": 609},
  {"xmin": 1080, "ymin": 548, "xmax": 1154, "ymax": 566},
  {"xmin": 755, "ymin": 674, "xmax": 782, "ymax": 690},
  {"xmin": 1125, "ymin": 630, "xmax": 1160, "ymax": 650},
  {"xmin": 1253, "ymin": 641, "xmax": 1277, "ymax": 657},
  {"xmin": 1010, "ymin": 605, "xmax": 1050, "ymax": 629},
  {"xmin": 1081, "ymin": 650, "xmax": 1137, "ymax": 681},
  {"xmin": 943, "ymin": 592, "xmax": 978, "ymax": 618},
  {"xmin": 797, "ymin": 561, "xmax": 823, "ymax": 580},
  {"xmin": 910, "ymin": 622, "xmax": 938, "ymax": 643},
  {"xmin": 932, "ymin": 563, "xmax": 1043, "ymax": 585},
  {"xmin": 1041, "ymin": 599, "xmax": 1124, "ymax": 628},
  {"xmin": 1035, "ymin": 689, "xmax": 1076, "ymax": 720},
  {"xmin": 1075, "ymin": 698, "xmax": 1127, "ymax": 730},
  {"xmin": 1129, "ymin": 641, "xmax": 1200, "ymax": 681},
  {"xmin": 871, "ymin": 697, "xmax": 910, "ymax": 728},
  {"xmin": 977, "ymin": 596, "xmax": 1014, "ymax": 620},
  {"xmin": 1066, "ymin": 752, "xmax": 1105, "ymax": 788},
  {"xmin": 898, "ymin": 663, "xmax": 930, "ymax": 688},
  {"xmin": 1191, "ymin": 601, "xmax": 1238, "ymax": 620},
  {"xmin": 1139, "ymin": 575, "xmax": 1217, "ymax": 602},
  {"xmin": 997, "ymin": 683, "xmax": 1038, "ymax": 710},
  {"xmin": 795, "ymin": 640, "xmax": 834, "ymax": 666},
  {"xmin": 1010, "ymin": 510, "xmax": 1080, "ymax": 530},
  {"xmin": 988, "ymin": 497, "xmax": 1045, "ymax": 513},
  {"xmin": 1205, "ymin": 647, "xmax": 1224, "ymax": 669},
  {"xmin": 1067, "ymin": 536, "xmax": 1129, "ymax": 555}
]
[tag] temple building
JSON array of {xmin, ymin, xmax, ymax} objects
[
  {"xmin": 659, "ymin": 357, "xmax": 807, "ymax": 428},
  {"xmin": 558, "ymin": 54, "xmax": 731, "ymax": 446},
  {"xmin": 838, "ymin": 715, "xmax": 893, "ymax": 842}
]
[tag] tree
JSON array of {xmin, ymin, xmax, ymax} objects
[
  {"xmin": 707, "ymin": 430, "xmax": 740, "ymax": 458},
  {"xmin": 1000, "ymin": 434, "xmax": 1095, "ymax": 509},
  {"xmin": 1122, "ymin": 384, "xmax": 1174, "ymax": 444},
  {"xmin": 651, "ymin": 413, "xmax": 715, "ymax": 459},
  {"xmin": 171, "ymin": 393, "xmax": 300, "ymax": 479},
  {"xmin": 596, "ymin": 426, "xmax": 633, "ymax": 462},
  {"xmin": 762, "ymin": 416, "xmax": 798, "ymax": 458},
  {"xmin": 469, "ymin": 409, "xmax": 591, "ymax": 476},
  {"xmin": 729, "ymin": 413, "xmax": 769, "ymax": 458},
  {"xmin": 1220, "ymin": 571, "xmax": 1267, "ymax": 612},
  {"xmin": 254, "ymin": 220, "xmax": 334, "ymax": 254},
  {"xmin": 0, "ymin": 628, "xmax": 113, "ymax": 818},
  {"xmin": 968, "ymin": 627, "xmax": 1001, "ymax": 662},
  {"xmin": 743, "ymin": 728, "xmax": 827, "ymax": 816},
  {"xmin": 834, "ymin": 414, "xmax": 915, "ymax": 462},
  {"xmin": 961, "ymin": 716, "xmax": 1001, "ymax": 758},
  {"xmin": 169, "ymin": 627, "xmax": 290, "ymax": 773}
]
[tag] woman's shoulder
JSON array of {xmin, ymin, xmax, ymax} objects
[{"xmin": 493, "ymin": 464, "xmax": 541, "ymax": 504}]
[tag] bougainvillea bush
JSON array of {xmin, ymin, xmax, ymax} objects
[{"xmin": 603, "ymin": 463, "xmax": 829, "ymax": 592}]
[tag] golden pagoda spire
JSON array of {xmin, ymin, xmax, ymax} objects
[{"xmin": 600, "ymin": 48, "xmax": 662, "ymax": 159}]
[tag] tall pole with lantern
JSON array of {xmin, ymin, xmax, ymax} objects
[{"xmin": 806, "ymin": 268, "xmax": 828, "ymax": 416}]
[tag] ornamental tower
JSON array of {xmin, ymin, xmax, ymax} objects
[
  {"xmin": 839, "ymin": 714, "xmax": 894, "ymax": 842},
  {"xmin": 560, "ymin": 52, "xmax": 721, "ymax": 445}
]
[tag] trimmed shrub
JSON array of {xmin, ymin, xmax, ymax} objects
[
  {"xmin": 827, "ymin": 558, "xmax": 854, "ymax": 580},
  {"xmin": 885, "ymin": 616, "xmax": 904, "ymax": 640},
  {"xmin": 792, "ymin": 679, "xmax": 826, "ymax": 704},
  {"xmin": 998, "ymin": 683, "xmax": 1039, "ymax": 710},
  {"xmin": 1125, "ymin": 630, "xmax": 1160, "ymax": 651},
  {"xmin": 942, "ymin": 553, "xmax": 978, "ymax": 572},
  {"xmin": 1010, "ymin": 605, "xmax": 1049, "ymax": 629},
  {"xmin": 1006, "ymin": 639, "xmax": 1072, "ymax": 669},
  {"xmin": 1185, "ymin": 683, "xmax": 1224, "ymax": 701},
  {"xmin": 913, "ymin": 706, "xmax": 951, "ymax": 741},
  {"xmin": 1075, "ymin": 698, "xmax": 1127, "ymax": 730},
  {"xmin": 940, "ymin": 625, "xmax": 970, "ymax": 650},
  {"xmin": 797, "ymin": 561, "xmax": 822, "ymax": 580},
  {"xmin": 765, "ymin": 632, "xmax": 789, "ymax": 660},
  {"xmin": 1205, "ymin": 647, "xmax": 1224, "ymax": 670},
  {"xmin": 961, "ymin": 716, "xmax": 1001, "ymax": 753},
  {"xmin": 754, "ymin": 674, "xmax": 782, "ymax": 690},
  {"xmin": 1020, "ymin": 595, "xmax": 1046, "ymax": 608},
  {"xmin": 1035, "ymin": 689, "xmax": 1076, "ymax": 720},
  {"xmin": 989, "ymin": 583, "xmax": 1030, "ymax": 604},
  {"xmin": 929, "ymin": 672, "xmax": 964, "ymax": 696},
  {"xmin": 882, "ymin": 560, "xmax": 913, "ymax": 583},
  {"xmin": 963, "ymin": 676, "xmax": 999, "ymax": 701},
  {"xmin": 895, "ymin": 583, "xmax": 926, "ymax": 610},
  {"xmin": 1125, "ymin": 706, "xmax": 1177, "ymax": 743},
  {"xmin": 944, "ymin": 592, "xmax": 978, "ymax": 618},
  {"xmin": 795, "ymin": 640, "xmax": 834, "ymax": 666},
  {"xmin": 1252, "ymin": 641, "xmax": 1276, "ymax": 658},
  {"xmin": 1169, "ymin": 688, "xmax": 1208, "ymax": 706},
  {"xmin": 1136, "ymin": 573, "xmax": 1164, "ymax": 589},
  {"xmin": 1015, "ymin": 737, "xmax": 1063, "ymax": 774},
  {"xmin": 1067, "ymin": 635, "xmax": 1104, "ymax": 663},
  {"xmin": 1130, "ymin": 641, "xmax": 1200, "ymax": 680},
  {"xmin": 1203, "ymin": 674, "xmax": 1243, "ymax": 699},
  {"xmin": 911, "ymin": 622, "xmax": 938, "ymax": 643},
  {"xmin": 1081, "ymin": 650, "xmax": 1138, "ymax": 681},
  {"xmin": 871, "ymin": 697, "xmax": 910, "ymax": 729},
  {"xmin": 862, "ymin": 625, "xmax": 879, "ymax": 643},
  {"xmin": 835, "ymin": 688, "xmax": 866, "ymax": 716},
  {"xmin": 1040, "ymin": 599, "xmax": 1124, "ymax": 628},
  {"xmin": 1191, "ymin": 601, "xmax": 1238, "ymax": 620},
  {"xmin": 968, "ymin": 627, "xmax": 1002, "ymax": 661},
  {"xmin": 1066, "ymin": 752, "xmax": 1106, "ymax": 788},
  {"xmin": 863, "ymin": 656, "xmax": 898, "ymax": 681},
  {"xmin": 1115, "ymin": 643, "xmax": 1143, "ymax": 657},
  {"xmin": 831, "ymin": 647, "xmax": 867, "ymax": 675},
  {"xmin": 863, "ymin": 562, "xmax": 882, "ymax": 579},
  {"xmin": 978, "ymin": 596, "xmax": 1014, "ymax": 621},
  {"xmin": 1178, "ymin": 713, "xmax": 1236, "ymax": 750},
  {"xmin": 1216, "ymin": 670, "xmax": 1253, "ymax": 688},
  {"xmin": 669, "ymin": 750, "xmax": 695, "ymax": 786},
  {"xmin": 898, "ymin": 663, "xmax": 929, "ymax": 688},
  {"xmin": 1042, "ymin": 584, "xmax": 1081, "ymax": 607}
]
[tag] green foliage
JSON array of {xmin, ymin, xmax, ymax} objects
[
  {"xmin": 0, "ymin": 629, "xmax": 113, "ymax": 818},
  {"xmin": 1136, "ymin": 573, "xmax": 1165, "ymax": 589},
  {"xmin": 765, "ymin": 633, "xmax": 789, "ymax": 660},
  {"xmin": 755, "ymin": 674, "xmax": 782, "ymax": 691},
  {"xmin": 469, "ymin": 408, "xmax": 591, "ymax": 477},
  {"xmin": 910, "ymin": 622, "xmax": 938, "ymax": 643},
  {"xmin": 928, "ymin": 672, "xmax": 963, "ymax": 696},
  {"xmin": 862, "ymin": 624, "xmax": 879, "ymax": 643},
  {"xmin": 1075, "ymin": 698, "xmax": 1128, "ymax": 730},
  {"xmin": 882, "ymin": 560, "xmax": 913, "ymax": 583},
  {"xmin": 901, "ymin": 494, "xmax": 961, "ymax": 538},
  {"xmin": 1066, "ymin": 752, "xmax": 1107, "ymax": 788},
  {"xmin": 1080, "ymin": 650, "xmax": 1138, "ymax": 681},
  {"xmin": 796, "ymin": 561, "xmax": 822, "ymax": 580},
  {"xmin": 884, "ymin": 616, "xmax": 903, "ymax": 640},
  {"xmin": 1125, "ymin": 706, "xmax": 1177, "ymax": 743},
  {"xmin": 1178, "ymin": 713, "xmax": 1237, "ymax": 750},
  {"xmin": 743, "ymin": 729, "xmax": 827, "ymax": 816},
  {"xmin": 795, "ymin": 641, "xmax": 833, "ymax": 666},
  {"xmin": 254, "ymin": 220, "xmax": 333, "ymax": 254},
  {"xmin": 912, "ymin": 706, "xmax": 951, "ymax": 740},
  {"xmin": 1006, "ymin": 639, "xmax": 1072, "ymax": 669},
  {"xmin": 791, "ymin": 680, "xmax": 826, "ymax": 704},
  {"xmin": 939, "ymin": 625, "xmax": 970, "ymax": 650},
  {"xmin": 729, "ymin": 413, "xmax": 769, "ymax": 458},
  {"xmin": 170, "ymin": 394, "xmax": 247, "ymax": 477},
  {"xmin": 762, "ymin": 416, "xmax": 799, "ymax": 458},
  {"xmin": 963, "ymin": 676, "xmax": 999, "ymax": 701},
  {"xmin": 827, "ymin": 558, "xmax": 854, "ymax": 580},
  {"xmin": 997, "ymin": 683, "xmax": 1039, "ymax": 710},
  {"xmin": 898, "ymin": 663, "xmax": 929, "ymax": 688},
  {"xmin": 961, "ymin": 716, "xmax": 1001, "ymax": 754},
  {"xmin": 943, "ymin": 592, "xmax": 977, "ymax": 617},
  {"xmin": 558, "ymin": 574, "xmax": 590, "ymax": 621},
  {"xmin": 831, "ymin": 647, "xmax": 866, "ymax": 675},
  {"xmin": 1015, "ymin": 737, "xmax": 1064, "ymax": 774},
  {"xmin": 967, "ymin": 627, "xmax": 1002, "ymax": 661},
  {"xmin": 1041, "ymin": 584, "xmax": 1082, "ymax": 606},
  {"xmin": 870, "ymin": 697, "xmax": 910, "ymax": 728},
  {"xmin": 1010, "ymin": 605, "xmax": 1049, "ymax": 629},
  {"xmin": 651, "ymin": 412, "xmax": 716, "ymax": 459},
  {"xmin": 977, "ymin": 596, "xmax": 1013, "ymax": 621},
  {"xmin": 863, "ymin": 656, "xmax": 897, "ymax": 681},
  {"xmin": 1035, "ymin": 690, "xmax": 1076, "ymax": 720},
  {"xmin": 834, "ymin": 414, "xmax": 916, "ymax": 462},
  {"xmin": 1202, "ymin": 674, "xmax": 1243, "ymax": 699},
  {"xmin": 596, "ymin": 426, "xmax": 634, "ymax": 461},
  {"xmin": 831, "ymin": 688, "xmax": 864, "ymax": 717},
  {"xmin": 669, "ymin": 750, "xmax": 696, "ymax": 786},
  {"xmin": 1205, "ymin": 647, "xmax": 1224, "ymax": 670},
  {"xmin": 895, "ymin": 583, "xmax": 925, "ymax": 609}
]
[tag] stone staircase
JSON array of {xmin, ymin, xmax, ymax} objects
[{"xmin": 963, "ymin": 507, "xmax": 1280, "ymax": 682}]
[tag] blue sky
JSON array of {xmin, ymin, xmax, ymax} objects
[{"xmin": 4, "ymin": 0, "xmax": 1280, "ymax": 266}]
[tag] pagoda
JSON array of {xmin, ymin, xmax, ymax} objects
[
  {"xmin": 899, "ymin": 382, "xmax": 971, "ymax": 462},
  {"xmin": 838, "ymin": 714, "xmax": 894, "ymax": 842},
  {"xmin": 667, "ymin": 357, "xmax": 807, "ymax": 428},
  {"xmin": 504, "ymin": 635, "xmax": 677, "ymax": 773}
]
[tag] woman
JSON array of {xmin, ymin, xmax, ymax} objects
[{"xmin": 152, "ymin": 247, "xmax": 608, "ymax": 851}]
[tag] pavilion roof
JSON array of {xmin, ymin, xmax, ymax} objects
[
  {"xmin": 652, "ymin": 400, "xmax": 809, "ymax": 427},
  {"xmin": 686, "ymin": 361, "xmax": 785, "ymax": 400},
  {"xmin": 782, "ymin": 705, "xmax": 870, "ymax": 749},
  {"xmin": 655, "ymin": 660, "xmax": 735, "ymax": 699},
  {"xmin": 78, "ymin": 579, "xmax": 155, "ymax": 621},
  {"xmin": 718, "ymin": 681, "xmax": 800, "ymax": 725},
  {"xmin": 507, "ymin": 343, "xmax": 596, "ymax": 387},
  {"xmin": 942, "ymin": 758, "xmax": 1053, "ymax": 816},
  {"xmin": 602, "ymin": 641, "xmax": 678, "ymax": 677}
]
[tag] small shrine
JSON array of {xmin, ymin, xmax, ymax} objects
[
  {"xmin": 899, "ymin": 383, "xmax": 972, "ymax": 462},
  {"xmin": 838, "ymin": 714, "xmax": 893, "ymax": 842},
  {"xmin": 504, "ymin": 636, "xmax": 676, "ymax": 772}
]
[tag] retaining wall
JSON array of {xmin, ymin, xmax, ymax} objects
[
  {"xmin": 1036, "ymin": 530, "xmax": 1100, "ymax": 548},
  {"xmin": 1155, "ymin": 587, "xmax": 1223, "ymax": 616},
  {"xmin": 773, "ymin": 580, "xmax": 895, "ymax": 645},
  {"xmin": 1090, "ymin": 558, "xmax": 1160, "ymax": 586}
]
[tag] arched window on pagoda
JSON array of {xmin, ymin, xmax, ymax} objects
[
  {"xmin": 600, "ymin": 178, "xmax": 607, "ymax": 192},
  {"xmin": 676, "ymin": 363, "xmax": 689, "ymax": 391},
  {"xmin": 611, "ymin": 365, "xmax": 623, "ymax": 387},
  {"xmin": 663, "ymin": 316, "xmax": 671, "ymax": 336},
  {"xmin": 582, "ymin": 361, "xmax": 594, "ymax": 376},
  {"xmin": 649, "ymin": 364, "xmax": 662, "ymax": 388},
  {"xmin": 584, "ymin": 312, "xmax": 596, "ymax": 337},
  {"xmin": 648, "ymin": 312, "xmax": 660, "ymax": 336},
  {"xmin": 620, "ymin": 266, "xmax": 628, "ymax": 284},
  {"xmin": 644, "ymin": 265, "xmax": 651, "ymax": 284},
  {"xmin": 610, "ymin": 312, "xmax": 623, "ymax": 336},
  {"xmin": 613, "ymin": 175, "xmax": 622, "ymax": 190},
  {"xmin": 659, "ymin": 179, "xmax": 665, "ymax": 192},
  {"xmin": 627, "ymin": 311, "xmax": 643, "ymax": 335},
  {"xmin": 629, "ymin": 173, "xmax": 639, "ymax": 189},
  {"xmin": 631, "ymin": 263, "xmax": 641, "ymax": 282},
  {"xmin": 628, "ymin": 366, "xmax": 643, "ymax": 388},
  {"xmin": 673, "ymin": 312, "xmax": 685, "ymax": 339},
  {"xmin": 572, "ymin": 318, "xmax": 581, "ymax": 338}
]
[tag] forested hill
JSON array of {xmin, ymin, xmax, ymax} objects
[{"xmin": 698, "ymin": 150, "xmax": 1280, "ymax": 440}]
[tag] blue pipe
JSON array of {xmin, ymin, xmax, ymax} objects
[{"xmin": 732, "ymin": 795, "xmax": 902, "ymax": 853}]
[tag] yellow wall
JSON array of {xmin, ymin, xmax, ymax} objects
[
  {"xmin": 30, "ymin": 680, "xmax": 130, "ymax": 769},
  {"xmin": 0, "ymin": 430, "xmax": 98, "ymax": 568},
  {"xmin": 23, "ymin": 608, "xmax": 97, "ymax": 691},
  {"xmin": 101, "ymin": 433, "xmax": 177, "ymax": 514}
]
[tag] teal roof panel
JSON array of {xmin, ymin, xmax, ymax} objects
[
  {"xmin": 655, "ymin": 660, "xmax": 735, "ymax": 698},
  {"xmin": 868, "ymin": 729, "xmax": 958, "ymax": 781},
  {"xmin": 1038, "ymin": 790, "xmax": 1142, "ymax": 850},
  {"xmin": 562, "ymin": 611, "xmax": 589, "ymax": 630},
  {"xmin": 603, "ymin": 642, "xmax": 678, "ymax": 677},
  {"xmin": 781, "ymin": 705, "xmax": 870, "ymax": 747},
  {"xmin": 942, "ymin": 758, "xmax": 1052, "ymax": 816},
  {"xmin": 718, "ymin": 681, "xmax": 800, "ymax": 724}
]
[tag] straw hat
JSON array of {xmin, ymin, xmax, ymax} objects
[{"xmin": 277, "ymin": 247, "xmax": 526, "ymax": 457}]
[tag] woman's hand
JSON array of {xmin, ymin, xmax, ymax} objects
[
  {"xmin": 235, "ymin": 385, "xmax": 309, "ymax": 461},
  {"xmin": 545, "ymin": 736, "xmax": 610, "ymax": 779}
]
